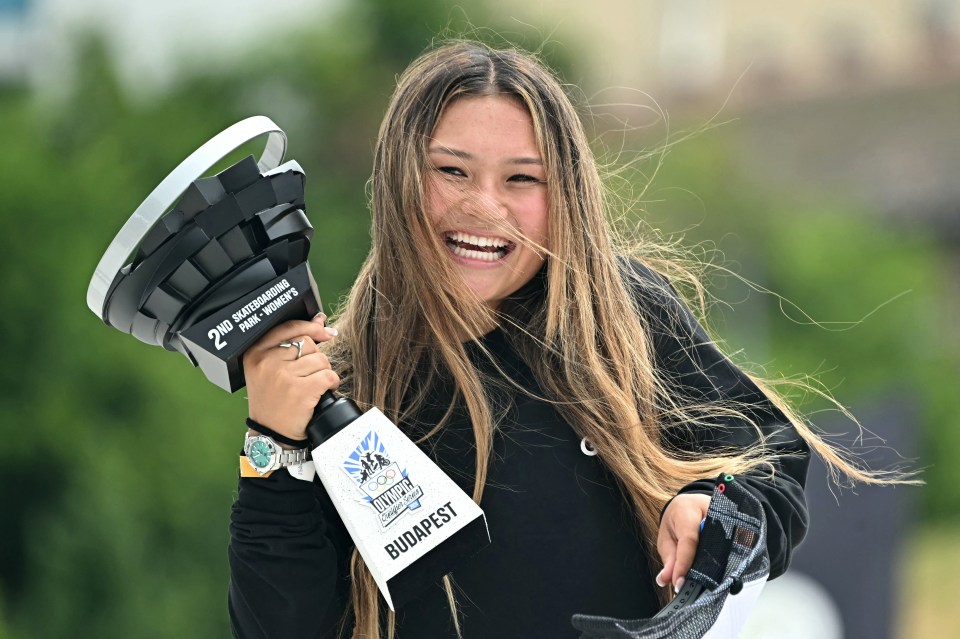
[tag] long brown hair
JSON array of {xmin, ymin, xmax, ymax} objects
[{"xmin": 325, "ymin": 39, "xmax": 908, "ymax": 639}]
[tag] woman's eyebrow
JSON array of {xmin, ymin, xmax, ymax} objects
[
  {"xmin": 428, "ymin": 146, "xmax": 473, "ymax": 160},
  {"xmin": 427, "ymin": 146, "xmax": 543, "ymax": 165}
]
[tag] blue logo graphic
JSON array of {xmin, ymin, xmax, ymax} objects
[{"xmin": 342, "ymin": 431, "xmax": 422, "ymax": 525}]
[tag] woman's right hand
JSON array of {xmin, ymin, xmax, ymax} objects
[{"xmin": 242, "ymin": 314, "xmax": 340, "ymax": 442}]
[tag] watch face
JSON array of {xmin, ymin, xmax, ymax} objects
[{"xmin": 248, "ymin": 439, "xmax": 274, "ymax": 469}]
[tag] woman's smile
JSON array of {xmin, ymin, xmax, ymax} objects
[{"xmin": 442, "ymin": 230, "xmax": 516, "ymax": 264}]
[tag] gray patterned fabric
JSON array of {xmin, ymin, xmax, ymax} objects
[{"xmin": 572, "ymin": 474, "xmax": 769, "ymax": 638}]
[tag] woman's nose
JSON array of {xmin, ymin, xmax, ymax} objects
[{"xmin": 470, "ymin": 179, "xmax": 508, "ymax": 218}]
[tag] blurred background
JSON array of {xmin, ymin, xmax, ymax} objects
[{"xmin": 1, "ymin": 0, "xmax": 957, "ymax": 637}]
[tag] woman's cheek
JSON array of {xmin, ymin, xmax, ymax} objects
[{"xmin": 425, "ymin": 178, "xmax": 458, "ymax": 222}]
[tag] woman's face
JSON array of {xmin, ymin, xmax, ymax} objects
[{"xmin": 425, "ymin": 95, "xmax": 549, "ymax": 310}]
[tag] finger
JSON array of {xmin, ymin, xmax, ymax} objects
[
  {"xmin": 319, "ymin": 330, "xmax": 338, "ymax": 344},
  {"xmin": 671, "ymin": 533, "xmax": 700, "ymax": 588},
  {"xmin": 288, "ymin": 351, "xmax": 331, "ymax": 376},
  {"xmin": 311, "ymin": 312, "xmax": 340, "ymax": 338},
  {"xmin": 657, "ymin": 555, "xmax": 675, "ymax": 588},
  {"xmin": 655, "ymin": 566, "xmax": 669, "ymax": 588},
  {"xmin": 302, "ymin": 368, "xmax": 340, "ymax": 396},
  {"xmin": 655, "ymin": 519, "xmax": 675, "ymax": 587},
  {"xmin": 251, "ymin": 320, "xmax": 336, "ymax": 353},
  {"xmin": 275, "ymin": 335, "xmax": 318, "ymax": 361},
  {"xmin": 656, "ymin": 517, "xmax": 675, "ymax": 559}
]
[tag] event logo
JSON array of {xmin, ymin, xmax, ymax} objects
[{"xmin": 342, "ymin": 431, "xmax": 423, "ymax": 527}]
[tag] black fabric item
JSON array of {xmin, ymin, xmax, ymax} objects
[
  {"xmin": 571, "ymin": 473, "xmax": 771, "ymax": 638},
  {"xmin": 227, "ymin": 261, "xmax": 810, "ymax": 638},
  {"xmin": 694, "ymin": 516, "xmax": 735, "ymax": 586}
]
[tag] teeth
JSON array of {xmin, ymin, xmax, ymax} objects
[
  {"xmin": 449, "ymin": 244, "xmax": 503, "ymax": 261},
  {"xmin": 446, "ymin": 231, "xmax": 509, "ymax": 248}
]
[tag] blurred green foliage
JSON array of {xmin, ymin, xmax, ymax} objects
[
  {"xmin": 0, "ymin": 3, "xmax": 956, "ymax": 637},
  {"xmin": 0, "ymin": 3, "xmax": 492, "ymax": 637},
  {"xmin": 641, "ymin": 131, "xmax": 957, "ymax": 515}
]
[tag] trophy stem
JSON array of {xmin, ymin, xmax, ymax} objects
[{"xmin": 307, "ymin": 392, "xmax": 363, "ymax": 450}]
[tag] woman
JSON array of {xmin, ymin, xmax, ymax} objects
[{"xmin": 229, "ymin": 41, "xmax": 868, "ymax": 638}]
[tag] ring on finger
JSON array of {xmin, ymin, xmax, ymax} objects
[{"xmin": 278, "ymin": 339, "xmax": 305, "ymax": 360}]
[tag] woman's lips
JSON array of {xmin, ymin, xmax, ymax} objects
[{"xmin": 442, "ymin": 231, "xmax": 515, "ymax": 263}]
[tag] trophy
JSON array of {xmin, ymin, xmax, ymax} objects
[{"xmin": 86, "ymin": 116, "xmax": 489, "ymax": 610}]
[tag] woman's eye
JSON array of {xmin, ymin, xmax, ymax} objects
[
  {"xmin": 508, "ymin": 173, "xmax": 545, "ymax": 184},
  {"xmin": 436, "ymin": 166, "xmax": 466, "ymax": 178}
]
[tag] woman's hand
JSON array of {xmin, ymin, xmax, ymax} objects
[
  {"xmin": 656, "ymin": 493, "xmax": 711, "ymax": 592},
  {"xmin": 242, "ymin": 314, "xmax": 340, "ymax": 442}
]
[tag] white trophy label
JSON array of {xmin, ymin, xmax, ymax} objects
[{"xmin": 312, "ymin": 408, "xmax": 488, "ymax": 610}]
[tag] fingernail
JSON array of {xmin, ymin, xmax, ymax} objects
[
  {"xmin": 312, "ymin": 313, "xmax": 327, "ymax": 324},
  {"xmin": 674, "ymin": 577, "xmax": 685, "ymax": 594},
  {"xmin": 324, "ymin": 326, "xmax": 338, "ymax": 337},
  {"xmin": 655, "ymin": 569, "xmax": 666, "ymax": 588}
]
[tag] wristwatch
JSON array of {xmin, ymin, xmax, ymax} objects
[{"xmin": 243, "ymin": 433, "xmax": 310, "ymax": 476}]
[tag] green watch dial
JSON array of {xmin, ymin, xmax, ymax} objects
[{"xmin": 249, "ymin": 440, "xmax": 274, "ymax": 468}]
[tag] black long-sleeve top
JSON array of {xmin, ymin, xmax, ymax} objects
[{"xmin": 228, "ymin": 262, "xmax": 810, "ymax": 638}]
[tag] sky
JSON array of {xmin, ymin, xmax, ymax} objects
[{"xmin": 4, "ymin": 0, "xmax": 343, "ymax": 95}]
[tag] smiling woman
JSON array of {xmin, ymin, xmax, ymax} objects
[
  {"xmin": 426, "ymin": 95, "xmax": 549, "ymax": 309},
  {"xmin": 227, "ymin": 39, "xmax": 905, "ymax": 639}
]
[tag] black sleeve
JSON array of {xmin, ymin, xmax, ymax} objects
[
  {"xmin": 228, "ymin": 466, "xmax": 354, "ymax": 638},
  {"xmin": 624, "ymin": 260, "xmax": 811, "ymax": 579}
]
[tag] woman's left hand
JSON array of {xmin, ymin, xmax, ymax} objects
[{"xmin": 656, "ymin": 493, "xmax": 711, "ymax": 592}]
